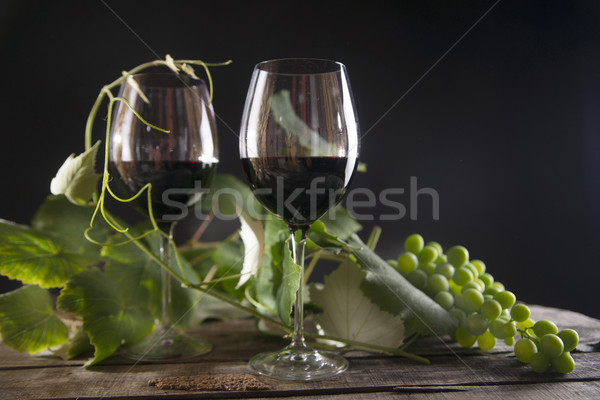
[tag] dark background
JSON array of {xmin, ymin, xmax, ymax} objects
[{"xmin": 1, "ymin": 1, "xmax": 599, "ymax": 318}]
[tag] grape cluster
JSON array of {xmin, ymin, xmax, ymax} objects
[{"xmin": 390, "ymin": 234, "xmax": 579, "ymax": 374}]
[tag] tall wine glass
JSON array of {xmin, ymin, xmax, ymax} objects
[
  {"xmin": 109, "ymin": 72, "xmax": 218, "ymax": 361},
  {"xmin": 240, "ymin": 59, "xmax": 360, "ymax": 380}
]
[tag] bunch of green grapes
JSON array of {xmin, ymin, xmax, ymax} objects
[{"xmin": 390, "ymin": 234, "xmax": 579, "ymax": 374}]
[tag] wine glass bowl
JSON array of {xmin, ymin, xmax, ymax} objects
[
  {"xmin": 240, "ymin": 59, "xmax": 360, "ymax": 380},
  {"xmin": 108, "ymin": 72, "xmax": 218, "ymax": 361}
]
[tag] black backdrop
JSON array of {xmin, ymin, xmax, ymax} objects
[{"xmin": 1, "ymin": 1, "xmax": 599, "ymax": 318}]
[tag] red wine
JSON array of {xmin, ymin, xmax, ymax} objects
[
  {"xmin": 108, "ymin": 161, "xmax": 217, "ymax": 222},
  {"xmin": 241, "ymin": 157, "xmax": 355, "ymax": 226}
]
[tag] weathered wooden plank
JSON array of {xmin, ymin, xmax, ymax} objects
[{"xmin": 0, "ymin": 352, "xmax": 598, "ymax": 399}]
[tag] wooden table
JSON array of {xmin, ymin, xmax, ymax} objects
[{"xmin": 1, "ymin": 305, "xmax": 599, "ymax": 399}]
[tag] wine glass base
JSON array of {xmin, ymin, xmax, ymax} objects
[
  {"xmin": 249, "ymin": 346, "xmax": 348, "ymax": 381},
  {"xmin": 120, "ymin": 329, "xmax": 212, "ymax": 362}
]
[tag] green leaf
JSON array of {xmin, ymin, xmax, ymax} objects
[
  {"xmin": 66, "ymin": 329, "xmax": 94, "ymax": 359},
  {"xmin": 318, "ymin": 205, "xmax": 362, "ymax": 240},
  {"xmin": 31, "ymin": 195, "xmax": 109, "ymax": 263},
  {"xmin": 254, "ymin": 218, "xmax": 289, "ymax": 314},
  {"xmin": 0, "ymin": 285, "xmax": 69, "ymax": 353},
  {"xmin": 276, "ymin": 239, "xmax": 301, "ymax": 326},
  {"xmin": 200, "ymin": 174, "xmax": 263, "ymax": 218},
  {"xmin": 0, "ymin": 220, "xmax": 89, "ymax": 288},
  {"xmin": 310, "ymin": 260, "xmax": 405, "ymax": 348},
  {"xmin": 57, "ymin": 269, "xmax": 154, "ymax": 366},
  {"xmin": 210, "ymin": 240, "xmax": 245, "ymax": 300},
  {"xmin": 50, "ymin": 141, "xmax": 101, "ymax": 205},
  {"xmin": 102, "ymin": 232, "xmax": 200, "ymax": 329},
  {"xmin": 347, "ymin": 234, "xmax": 458, "ymax": 337}
]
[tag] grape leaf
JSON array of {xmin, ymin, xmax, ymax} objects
[
  {"xmin": 0, "ymin": 220, "xmax": 89, "ymax": 288},
  {"xmin": 50, "ymin": 141, "xmax": 101, "ymax": 205},
  {"xmin": 31, "ymin": 195, "xmax": 109, "ymax": 263},
  {"xmin": 57, "ymin": 269, "xmax": 154, "ymax": 366},
  {"xmin": 347, "ymin": 234, "xmax": 458, "ymax": 337},
  {"xmin": 276, "ymin": 239, "xmax": 301, "ymax": 326},
  {"xmin": 102, "ymin": 232, "xmax": 200, "ymax": 329},
  {"xmin": 200, "ymin": 174, "xmax": 263, "ymax": 218},
  {"xmin": 310, "ymin": 259, "xmax": 405, "ymax": 348},
  {"xmin": 0, "ymin": 285, "xmax": 69, "ymax": 353},
  {"xmin": 318, "ymin": 205, "xmax": 362, "ymax": 240},
  {"xmin": 210, "ymin": 240, "xmax": 245, "ymax": 301},
  {"xmin": 254, "ymin": 218, "xmax": 289, "ymax": 314}
]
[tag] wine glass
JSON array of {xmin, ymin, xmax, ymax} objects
[
  {"xmin": 239, "ymin": 59, "xmax": 360, "ymax": 380},
  {"xmin": 108, "ymin": 72, "xmax": 218, "ymax": 361}
]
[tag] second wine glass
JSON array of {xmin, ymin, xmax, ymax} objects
[
  {"xmin": 109, "ymin": 72, "xmax": 218, "ymax": 361},
  {"xmin": 240, "ymin": 59, "xmax": 360, "ymax": 380}
]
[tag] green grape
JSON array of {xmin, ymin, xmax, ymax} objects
[
  {"xmin": 533, "ymin": 320, "xmax": 559, "ymax": 337},
  {"xmin": 483, "ymin": 286, "xmax": 500, "ymax": 296},
  {"xmin": 551, "ymin": 352, "xmax": 575, "ymax": 374},
  {"xmin": 387, "ymin": 259, "xmax": 398, "ymax": 268},
  {"xmin": 504, "ymin": 336, "xmax": 515, "ymax": 346},
  {"xmin": 408, "ymin": 269, "xmax": 428, "ymax": 290},
  {"xmin": 471, "ymin": 259, "xmax": 486, "ymax": 275},
  {"xmin": 434, "ymin": 262, "xmax": 455, "ymax": 279},
  {"xmin": 539, "ymin": 334, "xmax": 564, "ymax": 358},
  {"xmin": 397, "ymin": 252, "xmax": 418, "ymax": 274},
  {"xmin": 483, "ymin": 294, "xmax": 494, "ymax": 302},
  {"xmin": 499, "ymin": 309, "xmax": 511, "ymax": 321},
  {"xmin": 428, "ymin": 274, "xmax": 449, "ymax": 294},
  {"xmin": 557, "ymin": 329, "xmax": 579, "ymax": 353},
  {"xmin": 426, "ymin": 241, "xmax": 443, "ymax": 255},
  {"xmin": 479, "ymin": 272, "xmax": 494, "ymax": 288},
  {"xmin": 418, "ymin": 245, "xmax": 438, "ymax": 265},
  {"xmin": 494, "ymin": 290, "xmax": 516, "ymax": 309},
  {"xmin": 514, "ymin": 338, "xmax": 537, "ymax": 363},
  {"xmin": 477, "ymin": 331, "xmax": 496, "ymax": 351},
  {"xmin": 466, "ymin": 313, "xmax": 489, "ymax": 336},
  {"xmin": 454, "ymin": 294, "xmax": 466, "ymax": 312},
  {"xmin": 419, "ymin": 262, "xmax": 436, "ymax": 276},
  {"xmin": 455, "ymin": 326, "xmax": 477, "ymax": 348},
  {"xmin": 447, "ymin": 245, "xmax": 469, "ymax": 268},
  {"xmin": 489, "ymin": 319, "xmax": 508, "ymax": 339},
  {"xmin": 449, "ymin": 308, "xmax": 467, "ymax": 325},
  {"xmin": 510, "ymin": 304, "xmax": 531, "ymax": 322},
  {"xmin": 491, "ymin": 281, "xmax": 505, "ymax": 291},
  {"xmin": 434, "ymin": 291, "xmax": 454, "ymax": 310},
  {"xmin": 464, "ymin": 263, "xmax": 479, "ymax": 278},
  {"xmin": 435, "ymin": 253, "xmax": 447, "ymax": 263},
  {"xmin": 530, "ymin": 352, "xmax": 551, "ymax": 373},
  {"xmin": 462, "ymin": 289, "xmax": 484, "ymax": 313},
  {"xmin": 503, "ymin": 321, "xmax": 517, "ymax": 338},
  {"xmin": 462, "ymin": 280, "xmax": 484, "ymax": 292},
  {"xmin": 474, "ymin": 278, "xmax": 486, "ymax": 290},
  {"xmin": 480, "ymin": 299, "xmax": 502, "ymax": 321},
  {"xmin": 453, "ymin": 267, "xmax": 474, "ymax": 286},
  {"xmin": 405, "ymin": 234, "xmax": 424, "ymax": 254}
]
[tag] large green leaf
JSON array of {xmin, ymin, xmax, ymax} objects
[
  {"xmin": 0, "ymin": 220, "xmax": 89, "ymax": 288},
  {"xmin": 347, "ymin": 234, "xmax": 458, "ymax": 337},
  {"xmin": 200, "ymin": 174, "xmax": 263, "ymax": 218},
  {"xmin": 310, "ymin": 259, "xmax": 405, "ymax": 348},
  {"xmin": 318, "ymin": 205, "xmax": 362, "ymax": 240},
  {"xmin": 102, "ymin": 232, "xmax": 200, "ymax": 329},
  {"xmin": 31, "ymin": 195, "xmax": 109, "ymax": 262},
  {"xmin": 57, "ymin": 269, "xmax": 154, "ymax": 366},
  {"xmin": 254, "ymin": 218, "xmax": 289, "ymax": 314},
  {"xmin": 0, "ymin": 285, "xmax": 68, "ymax": 353}
]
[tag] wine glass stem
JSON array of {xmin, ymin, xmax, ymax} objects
[
  {"xmin": 160, "ymin": 222, "xmax": 176, "ymax": 331},
  {"xmin": 289, "ymin": 225, "xmax": 309, "ymax": 350}
]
